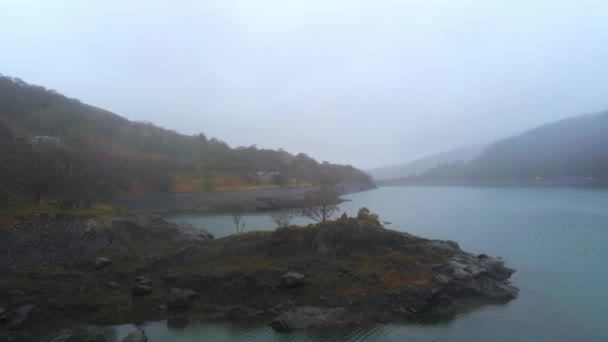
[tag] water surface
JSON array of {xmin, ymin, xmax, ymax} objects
[{"xmin": 104, "ymin": 187, "xmax": 608, "ymax": 341}]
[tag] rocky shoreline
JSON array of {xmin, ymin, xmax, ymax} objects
[
  {"xmin": 104, "ymin": 182, "xmax": 376, "ymax": 214},
  {"xmin": 0, "ymin": 211, "xmax": 517, "ymax": 341}
]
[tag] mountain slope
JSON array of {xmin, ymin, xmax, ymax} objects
[
  {"xmin": 413, "ymin": 110, "xmax": 608, "ymax": 181},
  {"xmin": 0, "ymin": 74, "xmax": 372, "ymax": 209},
  {"xmin": 367, "ymin": 143, "xmax": 488, "ymax": 180},
  {"xmin": 466, "ymin": 111, "xmax": 608, "ymax": 179}
]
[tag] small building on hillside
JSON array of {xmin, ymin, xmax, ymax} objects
[{"xmin": 31, "ymin": 135, "xmax": 62, "ymax": 145}]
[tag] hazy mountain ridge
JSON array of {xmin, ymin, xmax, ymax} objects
[
  {"xmin": 367, "ymin": 143, "xmax": 488, "ymax": 180},
  {"xmin": 387, "ymin": 110, "xmax": 608, "ymax": 184}
]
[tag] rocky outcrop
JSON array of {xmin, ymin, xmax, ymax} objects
[
  {"xmin": 270, "ymin": 307, "xmax": 352, "ymax": 332},
  {"xmin": 0, "ymin": 216, "xmax": 213, "ymax": 277},
  {"xmin": 94, "ymin": 257, "xmax": 111, "ymax": 269},
  {"xmin": 167, "ymin": 288, "xmax": 196, "ymax": 309},
  {"xmin": 280, "ymin": 272, "xmax": 306, "ymax": 289},
  {"xmin": 1, "ymin": 211, "xmax": 516, "ymax": 338},
  {"xmin": 7, "ymin": 305, "xmax": 34, "ymax": 330}
]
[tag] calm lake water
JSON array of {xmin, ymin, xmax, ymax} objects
[{"xmin": 101, "ymin": 186, "xmax": 608, "ymax": 341}]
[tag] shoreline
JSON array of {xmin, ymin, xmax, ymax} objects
[
  {"xmin": 376, "ymin": 178, "xmax": 608, "ymax": 188},
  {"xmin": 104, "ymin": 182, "xmax": 376, "ymax": 215}
]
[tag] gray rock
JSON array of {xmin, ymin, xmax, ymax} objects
[
  {"xmin": 94, "ymin": 257, "xmax": 111, "ymax": 269},
  {"xmin": 8, "ymin": 304, "xmax": 34, "ymax": 329},
  {"xmin": 270, "ymin": 306, "xmax": 351, "ymax": 332},
  {"xmin": 122, "ymin": 328, "xmax": 147, "ymax": 342},
  {"xmin": 48, "ymin": 328, "xmax": 107, "ymax": 342},
  {"xmin": 106, "ymin": 281, "xmax": 119, "ymax": 289},
  {"xmin": 131, "ymin": 285, "xmax": 152, "ymax": 296},
  {"xmin": 135, "ymin": 276, "xmax": 152, "ymax": 286},
  {"xmin": 280, "ymin": 271, "xmax": 305, "ymax": 289},
  {"xmin": 167, "ymin": 288, "xmax": 196, "ymax": 309}
]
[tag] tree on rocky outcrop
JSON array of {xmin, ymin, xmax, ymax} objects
[
  {"xmin": 230, "ymin": 211, "xmax": 246, "ymax": 234},
  {"xmin": 301, "ymin": 182, "xmax": 340, "ymax": 222},
  {"xmin": 269, "ymin": 207, "xmax": 297, "ymax": 228}
]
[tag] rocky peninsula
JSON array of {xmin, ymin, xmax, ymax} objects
[{"xmin": 0, "ymin": 209, "xmax": 517, "ymax": 341}]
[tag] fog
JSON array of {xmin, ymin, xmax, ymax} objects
[{"xmin": 2, "ymin": 0, "xmax": 608, "ymax": 168}]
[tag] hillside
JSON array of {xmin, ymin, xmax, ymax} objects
[
  {"xmin": 367, "ymin": 143, "xmax": 488, "ymax": 180},
  {"xmin": 394, "ymin": 111, "xmax": 608, "ymax": 183},
  {"xmin": 0, "ymin": 74, "xmax": 372, "ymax": 210}
]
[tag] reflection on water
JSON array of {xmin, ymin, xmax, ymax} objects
[
  {"xmin": 93, "ymin": 320, "xmax": 450, "ymax": 342},
  {"xmin": 151, "ymin": 187, "xmax": 608, "ymax": 341}
]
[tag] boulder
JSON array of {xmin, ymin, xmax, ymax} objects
[
  {"xmin": 167, "ymin": 288, "xmax": 196, "ymax": 309},
  {"xmin": 270, "ymin": 306, "xmax": 351, "ymax": 332},
  {"xmin": 131, "ymin": 285, "xmax": 152, "ymax": 296},
  {"xmin": 8, "ymin": 304, "xmax": 35, "ymax": 329},
  {"xmin": 94, "ymin": 257, "xmax": 111, "ymax": 269},
  {"xmin": 135, "ymin": 277, "xmax": 152, "ymax": 286},
  {"xmin": 48, "ymin": 328, "xmax": 107, "ymax": 342},
  {"xmin": 106, "ymin": 281, "xmax": 119, "ymax": 289},
  {"xmin": 122, "ymin": 328, "xmax": 147, "ymax": 342},
  {"xmin": 280, "ymin": 271, "xmax": 305, "ymax": 289}
]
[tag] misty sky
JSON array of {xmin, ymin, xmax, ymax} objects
[{"xmin": 2, "ymin": 0, "xmax": 608, "ymax": 169}]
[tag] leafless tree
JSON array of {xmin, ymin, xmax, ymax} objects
[
  {"xmin": 230, "ymin": 211, "xmax": 246, "ymax": 234},
  {"xmin": 301, "ymin": 182, "xmax": 340, "ymax": 222},
  {"xmin": 269, "ymin": 208, "xmax": 297, "ymax": 228}
]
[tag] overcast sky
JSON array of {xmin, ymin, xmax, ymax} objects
[{"xmin": 2, "ymin": 0, "xmax": 608, "ymax": 169}]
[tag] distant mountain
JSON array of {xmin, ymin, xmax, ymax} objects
[
  {"xmin": 408, "ymin": 110, "xmax": 608, "ymax": 182},
  {"xmin": 367, "ymin": 143, "xmax": 488, "ymax": 180},
  {"xmin": 466, "ymin": 111, "xmax": 608, "ymax": 179}
]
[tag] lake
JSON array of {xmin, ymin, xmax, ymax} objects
[{"xmin": 99, "ymin": 186, "xmax": 608, "ymax": 341}]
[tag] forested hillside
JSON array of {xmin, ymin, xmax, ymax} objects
[
  {"xmin": 386, "ymin": 111, "xmax": 608, "ymax": 183},
  {"xmin": 0, "ymin": 74, "xmax": 371, "ymax": 210}
]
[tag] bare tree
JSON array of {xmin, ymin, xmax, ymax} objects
[
  {"xmin": 230, "ymin": 211, "xmax": 246, "ymax": 234},
  {"xmin": 269, "ymin": 208, "xmax": 297, "ymax": 228},
  {"xmin": 301, "ymin": 182, "xmax": 340, "ymax": 222}
]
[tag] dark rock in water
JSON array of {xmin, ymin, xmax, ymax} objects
[
  {"xmin": 94, "ymin": 257, "xmax": 111, "ymax": 269},
  {"xmin": 280, "ymin": 272, "xmax": 305, "ymax": 289},
  {"xmin": 106, "ymin": 281, "xmax": 119, "ymax": 289},
  {"xmin": 270, "ymin": 306, "xmax": 351, "ymax": 332},
  {"xmin": 135, "ymin": 276, "xmax": 152, "ymax": 286},
  {"xmin": 131, "ymin": 285, "xmax": 152, "ymax": 296},
  {"xmin": 122, "ymin": 328, "xmax": 147, "ymax": 342},
  {"xmin": 8, "ymin": 304, "xmax": 35, "ymax": 329},
  {"xmin": 167, "ymin": 288, "xmax": 196, "ymax": 309},
  {"xmin": 167, "ymin": 317, "xmax": 189, "ymax": 329},
  {"xmin": 48, "ymin": 328, "xmax": 107, "ymax": 342},
  {"xmin": 0, "ymin": 307, "xmax": 6, "ymax": 322}
]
